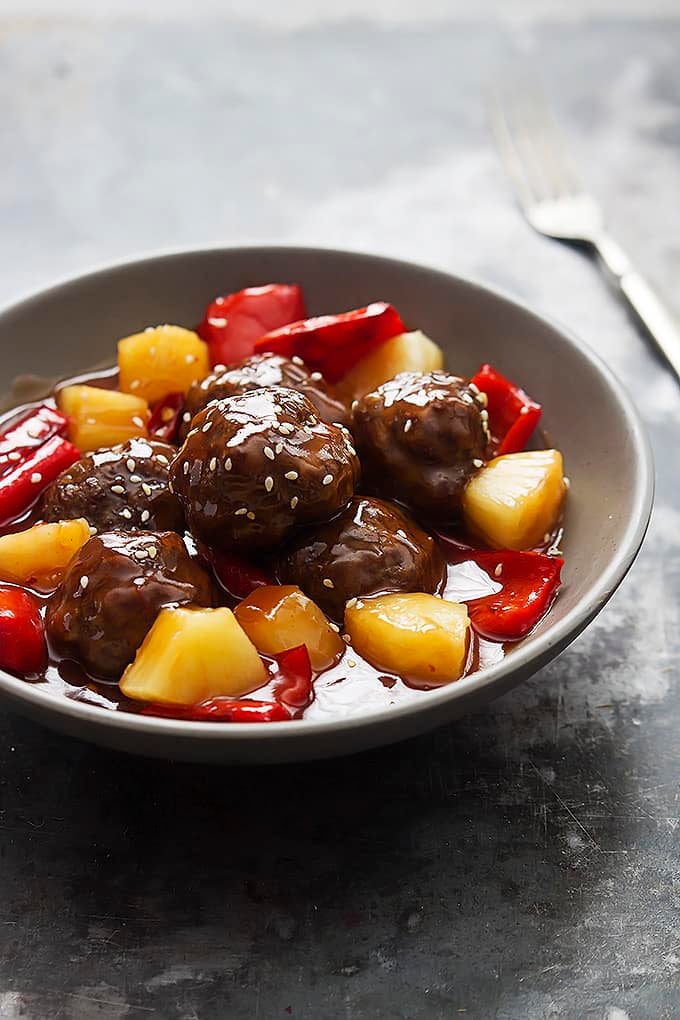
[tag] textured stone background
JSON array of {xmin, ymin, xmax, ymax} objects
[{"xmin": 0, "ymin": 3, "xmax": 678, "ymax": 1018}]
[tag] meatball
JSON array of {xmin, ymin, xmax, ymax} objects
[
  {"xmin": 278, "ymin": 496, "xmax": 447, "ymax": 620},
  {"xmin": 170, "ymin": 387, "xmax": 360, "ymax": 554},
  {"xmin": 180, "ymin": 353, "xmax": 350, "ymax": 440},
  {"xmin": 352, "ymin": 371, "xmax": 490, "ymax": 521},
  {"xmin": 41, "ymin": 437, "xmax": 184, "ymax": 534},
  {"xmin": 46, "ymin": 531, "xmax": 216, "ymax": 679}
]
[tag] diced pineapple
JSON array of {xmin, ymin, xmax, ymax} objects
[
  {"xmin": 234, "ymin": 585, "xmax": 344, "ymax": 672},
  {"xmin": 462, "ymin": 450, "xmax": 565, "ymax": 550},
  {"xmin": 338, "ymin": 330, "xmax": 444, "ymax": 401},
  {"xmin": 120, "ymin": 606, "xmax": 267, "ymax": 706},
  {"xmin": 57, "ymin": 384, "xmax": 149, "ymax": 452},
  {"xmin": 118, "ymin": 324, "xmax": 210, "ymax": 405},
  {"xmin": 0, "ymin": 518, "xmax": 91, "ymax": 591},
  {"xmin": 345, "ymin": 593, "xmax": 469, "ymax": 685}
]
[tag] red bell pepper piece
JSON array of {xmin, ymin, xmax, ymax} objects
[
  {"xmin": 272, "ymin": 645, "xmax": 313, "ymax": 711},
  {"xmin": 450, "ymin": 549, "xmax": 563, "ymax": 641},
  {"xmin": 207, "ymin": 548, "xmax": 274, "ymax": 600},
  {"xmin": 0, "ymin": 436, "xmax": 81, "ymax": 526},
  {"xmin": 255, "ymin": 302, "xmax": 407, "ymax": 383},
  {"xmin": 0, "ymin": 405, "xmax": 69, "ymax": 475},
  {"xmin": 470, "ymin": 364, "xmax": 542, "ymax": 455},
  {"xmin": 148, "ymin": 392, "xmax": 184, "ymax": 444},
  {"xmin": 0, "ymin": 586, "xmax": 47, "ymax": 675},
  {"xmin": 142, "ymin": 698, "xmax": 291, "ymax": 722},
  {"xmin": 197, "ymin": 284, "xmax": 307, "ymax": 367}
]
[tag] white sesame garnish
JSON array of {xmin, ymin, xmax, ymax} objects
[
  {"xmin": 264, "ymin": 476, "xmax": 274, "ymax": 493},
  {"xmin": 279, "ymin": 423, "xmax": 295, "ymax": 435},
  {"xmin": 247, "ymin": 511, "xmax": 255, "ymax": 520},
  {"xmin": 89, "ymin": 525, "xmax": 97, "ymax": 536},
  {"xmin": 111, "ymin": 484, "xmax": 125, "ymax": 495},
  {"xmin": 480, "ymin": 409, "xmax": 489, "ymax": 422},
  {"xmin": 473, "ymin": 458, "xmax": 484, "ymax": 468},
  {"xmin": 290, "ymin": 496, "xmax": 299, "ymax": 510},
  {"xmin": 564, "ymin": 476, "xmax": 571, "ymax": 489},
  {"xmin": 183, "ymin": 462, "xmax": 189, "ymax": 475},
  {"xmin": 329, "ymin": 622, "xmax": 340, "ymax": 633},
  {"xmin": 310, "ymin": 371, "xmax": 323, "ymax": 381},
  {"xmin": 120, "ymin": 508, "xmax": 133, "ymax": 520},
  {"xmin": 224, "ymin": 457, "xmax": 232, "ymax": 471},
  {"xmin": 147, "ymin": 546, "xmax": 157, "ymax": 559},
  {"xmin": 213, "ymin": 363, "xmax": 226, "ymax": 373},
  {"xmin": 475, "ymin": 392, "xmax": 488, "ymax": 407},
  {"xmin": 346, "ymin": 597, "xmax": 358, "ymax": 609},
  {"xmin": 234, "ymin": 508, "xmax": 248, "ymax": 516},
  {"xmin": 168, "ymin": 481, "xmax": 174, "ymax": 494},
  {"xmin": 494, "ymin": 563, "xmax": 503, "ymax": 577},
  {"xmin": 209, "ymin": 457, "xmax": 217, "ymax": 471},
  {"xmin": 202, "ymin": 421, "xmax": 213, "ymax": 433},
  {"xmin": 182, "ymin": 412, "xmax": 191, "ymax": 423},
  {"xmin": 520, "ymin": 405, "xmax": 530, "ymax": 416},
  {"xmin": 129, "ymin": 474, "xmax": 142, "ymax": 483},
  {"xmin": 469, "ymin": 382, "xmax": 479, "ymax": 394},
  {"xmin": 275, "ymin": 442, "xmax": 283, "ymax": 454},
  {"xmin": 141, "ymin": 510, "xmax": 150, "ymax": 523},
  {"xmin": 8, "ymin": 451, "xmax": 21, "ymax": 462},
  {"xmin": 156, "ymin": 455, "xmax": 169, "ymax": 466},
  {"xmin": 347, "ymin": 445, "xmax": 357, "ymax": 457},
  {"xmin": 132, "ymin": 416, "xmax": 145, "ymax": 428},
  {"xmin": 30, "ymin": 472, "xmax": 42, "ymax": 484},
  {"xmin": 126, "ymin": 459, "xmax": 136, "ymax": 472},
  {"xmin": 292, "ymin": 356, "xmax": 304, "ymax": 366},
  {"xmin": 404, "ymin": 419, "xmax": 412, "ymax": 433},
  {"xmin": 322, "ymin": 474, "xmax": 333, "ymax": 486},
  {"xmin": 322, "ymin": 578, "xmax": 334, "ymax": 589},
  {"xmin": 264, "ymin": 446, "xmax": 275, "ymax": 460},
  {"xmin": 347, "ymin": 659, "xmax": 357, "ymax": 668},
  {"xmin": 141, "ymin": 482, "xmax": 152, "ymax": 496},
  {"xmin": 79, "ymin": 575, "xmax": 89, "ymax": 590},
  {"xmin": 284, "ymin": 470, "xmax": 298, "ymax": 481},
  {"xmin": 134, "ymin": 548, "xmax": 148, "ymax": 559}
]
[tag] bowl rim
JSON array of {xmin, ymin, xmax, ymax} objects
[{"xmin": 0, "ymin": 244, "xmax": 655, "ymax": 745}]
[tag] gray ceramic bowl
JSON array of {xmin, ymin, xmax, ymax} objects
[{"xmin": 0, "ymin": 247, "xmax": 653, "ymax": 762}]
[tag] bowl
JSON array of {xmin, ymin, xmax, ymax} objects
[{"xmin": 0, "ymin": 247, "xmax": 653, "ymax": 762}]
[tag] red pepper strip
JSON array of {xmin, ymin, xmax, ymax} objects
[
  {"xmin": 470, "ymin": 364, "xmax": 542, "ymax": 455},
  {"xmin": 0, "ymin": 586, "xmax": 47, "ymax": 675},
  {"xmin": 142, "ymin": 698, "xmax": 290, "ymax": 722},
  {"xmin": 453, "ymin": 549, "xmax": 563, "ymax": 641},
  {"xmin": 255, "ymin": 302, "xmax": 407, "ymax": 383},
  {"xmin": 272, "ymin": 645, "xmax": 313, "ymax": 711},
  {"xmin": 207, "ymin": 548, "xmax": 274, "ymax": 600},
  {"xmin": 0, "ymin": 436, "xmax": 81, "ymax": 525},
  {"xmin": 0, "ymin": 405, "xmax": 69, "ymax": 475},
  {"xmin": 197, "ymin": 284, "xmax": 307, "ymax": 367},
  {"xmin": 148, "ymin": 392, "xmax": 184, "ymax": 444}
]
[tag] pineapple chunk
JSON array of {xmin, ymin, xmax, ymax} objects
[
  {"xmin": 345, "ymin": 593, "xmax": 469, "ymax": 685},
  {"xmin": 57, "ymin": 384, "xmax": 150, "ymax": 452},
  {"xmin": 0, "ymin": 518, "xmax": 90, "ymax": 591},
  {"xmin": 234, "ymin": 585, "xmax": 344, "ymax": 672},
  {"xmin": 462, "ymin": 450, "xmax": 565, "ymax": 550},
  {"xmin": 338, "ymin": 330, "xmax": 444, "ymax": 401},
  {"xmin": 118, "ymin": 324, "xmax": 210, "ymax": 405},
  {"xmin": 120, "ymin": 606, "xmax": 267, "ymax": 706}
]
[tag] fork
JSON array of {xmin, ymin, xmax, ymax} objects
[{"xmin": 490, "ymin": 82, "xmax": 680, "ymax": 383}]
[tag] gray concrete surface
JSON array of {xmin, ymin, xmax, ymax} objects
[{"xmin": 0, "ymin": 6, "xmax": 678, "ymax": 1019}]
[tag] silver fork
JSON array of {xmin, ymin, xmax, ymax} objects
[{"xmin": 490, "ymin": 82, "xmax": 680, "ymax": 383}]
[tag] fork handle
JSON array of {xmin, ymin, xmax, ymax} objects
[{"xmin": 594, "ymin": 234, "xmax": 680, "ymax": 382}]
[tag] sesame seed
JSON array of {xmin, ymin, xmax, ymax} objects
[
  {"xmin": 79, "ymin": 575, "xmax": 89, "ymax": 590},
  {"xmin": 141, "ymin": 482, "xmax": 152, "ymax": 496},
  {"xmin": 404, "ymin": 419, "xmax": 412, "ymax": 432},
  {"xmin": 322, "ymin": 474, "xmax": 333, "ymax": 486},
  {"xmin": 475, "ymin": 392, "xmax": 488, "ymax": 407},
  {"xmin": 121, "ymin": 508, "xmax": 133, "ymax": 519},
  {"xmin": 473, "ymin": 458, "xmax": 484, "ymax": 468},
  {"xmin": 202, "ymin": 421, "xmax": 213, "ymax": 433},
  {"xmin": 469, "ymin": 382, "xmax": 479, "ymax": 394},
  {"xmin": 156, "ymin": 454, "xmax": 169, "ymax": 466},
  {"xmin": 30, "ymin": 472, "xmax": 42, "ymax": 484},
  {"xmin": 126, "ymin": 459, "xmax": 136, "ymax": 472},
  {"xmin": 147, "ymin": 546, "xmax": 158, "ymax": 559},
  {"xmin": 290, "ymin": 496, "xmax": 299, "ymax": 510},
  {"xmin": 346, "ymin": 597, "xmax": 358, "ymax": 609},
  {"xmin": 130, "ymin": 379, "xmax": 140, "ymax": 390},
  {"xmin": 89, "ymin": 525, "xmax": 97, "ymax": 536},
  {"xmin": 494, "ymin": 563, "xmax": 503, "ymax": 577},
  {"xmin": 168, "ymin": 480, "xmax": 174, "ymax": 494},
  {"xmin": 347, "ymin": 659, "xmax": 357, "ymax": 668},
  {"xmin": 284, "ymin": 470, "xmax": 298, "ymax": 481},
  {"xmin": 8, "ymin": 452, "xmax": 21, "ymax": 462},
  {"xmin": 264, "ymin": 446, "xmax": 275, "ymax": 460},
  {"xmin": 141, "ymin": 510, "xmax": 150, "ymax": 523},
  {"xmin": 275, "ymin": 442, "xmax": 284, "ymax": 454},
  {"xmin": 480, "ymin": 409, "xmax": 489, "ymax": 422},
  {"xmin": 111, "ymin": 484, "xmax": 125, "ymax": 495},
  {"xmin": 213, "ymin": 363, "xmax": 226, "ymax": 373},
  {"xmin": 323, "ymin": 578, "xmax": 335, "ymax": 588},
  {"xmin": 279, "ymin": 423, "xmax": 295, "ymax": 435},
  {"xmin": 520, "ymin": 405, "xmax": 530, "ymax": 416},
  {"xmin": 247, "ymin": 511, "xmax": 256, "ymax": 521},
  {"xmin": 183, "ymin": 462, "xmax": 189, "ymax": 475},
  {"xmin": 292, "ymin": 355, "xmax": 304, "ymax": 366},
  {"xmin": 347, "ymin": 445, "xmax": 357, "ymax": 457},
  {"xmin": 235, "ymin": 508, "xmax": 248, "ymax": 516},
  {"xmin": 264, "ymin": 476, "xmax": 274, "ymax": 492},
  {"xmin": 209, "ymin": 457, "xmax": 217, "ymax": 471},
  {"xmin": 134, "ymin": 548, "xmax": 148, "ymax": 559},
  {"xmin": 310, "ymin": 371, "xmax": 323, "ymax": 381},
  {"xmin": 224, "ymin": 457, "xmax": 232, "ymax": 471},
  {"xmin": 129, "ymin": 474, "xmax": 142, "ymax": 483},
  {"xmin": 329, "ymin": 622, "xmax": 340, "ymax": 633},
  {"xmin": 564, "ymin": 476, "xmax": 571, "ymax": 489},
  {"xmin": 182, "ymin": 412, "xmax": 191, "ymax": 423}
]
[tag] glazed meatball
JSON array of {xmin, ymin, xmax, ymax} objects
[
  {"xmin": 180, "ymin": 352, "xmax": 350, "ymax": 440},
  {"xmin": 41, "ymin": 437, "xmax": 183, "ymax": 534},
  {"xmin": 352, "ymin": 371, "xmax": 490, "ymax": 521},
  {"xmin": 46, "ymin": 531, "xmax": 216, "ymax": 679},
  {"xmin": 278, "ymin": 496, "xmax": 447, "ymax": 620},
  {"xmin": 170, "ymin": 387, "xmax": 360, "ymax": 554}
]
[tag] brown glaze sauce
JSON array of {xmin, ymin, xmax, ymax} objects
[{"xmin": 0, "ymin": 365, "xmax": 558, "ymax": 722}]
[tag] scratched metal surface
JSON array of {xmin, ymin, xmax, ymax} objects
[{"xmin": 0, "ymin": 6, "xmax": 679, "ymax": 1019}]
